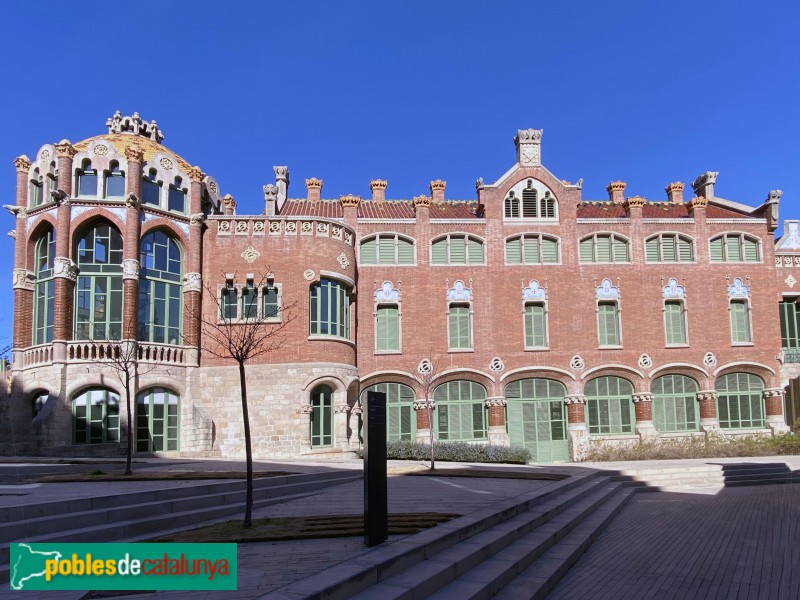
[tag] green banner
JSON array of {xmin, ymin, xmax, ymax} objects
[{"xmin": 9, "ymin": 543, "xmax": 237, "ymax": 591}]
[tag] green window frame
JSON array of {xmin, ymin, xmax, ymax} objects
[
  {"xmin": 716, "ymin": 373, "xmax": 764, "ymax": 429},
  {"xmin": 75, "ymin": 223, "xmax": 124, "ymax": 340},
  {"xmin": 505, "ymin": 378, "xmax": 567, "ymax": 451},
  {"xmin": 664, "ymin": 300, "xmax": 687, "ymax": 345},
  {"xmin": 645, "ymin": 233, "xmax": 694, "ymax": 263},
  {"xmin": 505, "ymin": 234, "xmax": 559, "ymax": 264},
  {"xmin": 585, "ymin": 376, "xmax": 634, "ymax": 435},
  {"xmin": 375, "ymin": 304, "xmax": 400, "ymax": 352},
  {"xmin": 579, "ymin": 233, "xmax": 630, "ymax": 263},
  {"xmin": 220, "ymin": 282, "xmax": 238, "ymax": 320},
  {"xmin": 241, "ymin": 282, "xmax": 258, "ymax": 320},
  {"xmin": 361, "ymin": 383, "xmax": 416, "ymax": 442},
  {"xmin": 597, "ymin": 301, "xmax": 621, "ymax": 347},
  {"xmin": 76, "ymin": 159, "xmax": 98, "ymax": 197},
  {"xmin": 47, "ymin": 162, "xmax": 58, "ymax": 198},
  {"xmin": 431, "ymin": 234, "xmax": 485, "ymax": 265},
  {"xmin": 652, "ymin": 374, "xmax": 699, "ymax": 432},
  {"xmin": 33, "ymin": 228, "xmax": 56, "ymax": 345},
  {"xmin": 310, "ymin": 385, "xmax": 333, "ymax": 448},
  {"xmin": 30, "ymin": 168, "xmax": 44, "ymax": 207},
  {"xmin": 359, "ymin": 234, "xmax": 415, "ymax": 265},
  {"xmin": 72, "ymin": 388, "xmax": 120, "ymax": 445},
  {"xmin": 262, "ymin": 284, "xmax": 280, "ymax": 320},
  {"xmin": 448, "ymin": 303, "xmax": 472, "ymax": 350},
  {"xmin": 309, "ymin": 278, "xmax": 351, "ymax": 339},
  {"xmin": 709, "ymin": 233, "xmax": 761, "ymax": 263},
  {"xmin": 433, "ymin": 380, "xmax": 487, "ymax": 441},
  {"xmin": 103, "ymin": 161, "xmax": 125, "ymax": 198},
  {"xmin": 730, "ymin": 300, "xmax": 752, "ymax": 343},
  {"xmin": 780, "ymin": 300, "xmax": 800, "ymax": 349},
  {"xmin": 524, "ymin": 302, "xmax": 547, "ymax": 348},
  {"xmin": 138, "ymin": 230, "xmax": 183, "ymax": 344},
  {"xmin": 136, "ymin": 388, "xmax": 180, "ymax": 452}
]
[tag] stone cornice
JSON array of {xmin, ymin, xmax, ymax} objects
[
  {"xmin": 564, "ymin": 394, "xmax": 587, "ymax": 405},
  {"xmin": 54, "ymin": 140, "xmax": 78, "ymax": 159},
  {"xmin": 632, "ymin": 393, "xmax": 654, "ymax": 403},
  {"xmin": 188, "ymin": 166, "xmax": 206, "ymax": 182},
  {"xmin": 606, "ymin": 181, "xmax": 627, "ymax": 193},
  {"xmin": 624, "ymin": 196, "xmax": 647, "ymax": 209},
  {"xmin": 412, "ymin": 195, "xmax": 431, "ymax": 208},
  {"xmin": 306, "ymin": 178, "xmax": 323, "ymax": 190},
  {"xmin": 14, "ymin": 155, "xmax": 31, "ymax": 173},
  {"xmin": 339, "ymin": 194, "xmax": 361, "ymax": 208},
  {"xmin": 696, "ymin": 390, "xmax": 718, "ymax": 402},
  {"xmin": 370, "ymin": 179, "xmax": 387, "ymax": 190},
  {"xmin": 124, "ymin": 146, "xmax": 144, "ymax": 163}
]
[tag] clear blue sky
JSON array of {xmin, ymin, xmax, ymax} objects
[{"xmin": 1, "ymin": 1, "xmax": 799, "ymax": 351}]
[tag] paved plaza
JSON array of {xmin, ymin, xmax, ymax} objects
[{"xmin": 3, "ymin": 457, "xmax": 800, "ymax": 599}]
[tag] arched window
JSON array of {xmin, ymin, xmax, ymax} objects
[
  {"xmin": 309, "ymin": 278, "xmax": 351, "ymax": 339},
  {"xmin": 104, "ymin": 161, "xmax": 125, "ymax": 198},
  {"xmin": 504, "ymin": 191, "xmax": 520, "ymax": 218},
  {"xmin": 709, "ymin": 233, "xmax": 761, "ymax": 263},
  {"xmin": 579, "ymin": 233, "xmax": 630, "ymax": 263},
  {"xmin": 136, "ymin": 388, "xmax": 180, "ymax": 452},
  {"xmin": 504, "ymin": 180, "xmax": 558, "ymax": 220},
  {"xmin": 138, "ymin": 231, "xmax": 183, "ymax": 344},
  {"xmin": 30, "ymin": 167, "xmax": 43, "ymax": 207},
  {"xmin": 652, "ymin": 375, "xmax": 699, "ymax": 432},
  {"xmin": 505, "ymin": 378, "xmax": 568, "ymax": 462},
  {"xmin": 142, "ymin": 168, "xmax": 161, "ymax": 206},
  {"xmin": 361, "ymin": 383, "xmax": 416, "ymax": 441},
  {"xmin": 645, "ymin": 233, "xmax": 694, "ymax": 263},
  {"xmin": 585, "ymin": 376, "xmax": 634, "ymax": 435},
  {"xmin": 47, "ymin": 161, "xmax": 58, "ymax": 196},
  {"xmin": 77, "ymin": 159, "xmax": 98, "ymax": 197},
  {"xmin": 540, "ymin": 191, "xmax": 556, "ymax": 219},
  {"xmin": 716, "ymin": 373, "xmax": 764, "ymax": 429},
  {"xmin": 431, "ymin": 234, "xmax": 485, "ymax": 265},
  {"xmin": 310, "ymin": 385, "xmax": 333, "ymax": 448},
  {"xmin": 505, "ymin": 234, "xmax": 560, "ymax": 264},
  {"xmin": 33, "ymin": 227, "xmax": 56, "ymax": 345},
  {"xmin": 359, "ymin": 234, "xmax": 415, "ymax": 265},
  {"xmin": 168, "ymin": 177, "xmax": 187, "ymax": 213},
  {"xmin": 75, "ymin": 223, "xmax": 123, "ymax": 340},
  {"xmin": 433, "ymin": 380, "xmax": 487, "ymax": 441},
  {"xmin": 72, "ymin": 388, "xmax": 120, "ymax": 444}
]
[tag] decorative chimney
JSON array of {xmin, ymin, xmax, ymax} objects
[
  {"xmin": 607, "ymin": 181, "xmax": 626, "ymax": 204},
  {"xmin": 430, "ymin": 179, "xmax": 446, "ymax": 204},
  {"xmin": 412, "ymin": 194, "xmax": 431, "ymax": 210},
  {"xmin": 666, "ymin": 182, "xmax": 684, "ymax": 204},
  {"xmin": 765, "ymin": 190, "xmax": 782, "ymax": 232},
  {"xmin": 370, "ymin": 179, "xmax": 387, "ymax": 203},
  {"xmin": 692, "ymin": 171, "xmax": 718, "ymax": 199},
  {"xmin": 306, "ymin": 178, "xmax": 322, "ymax": 203},
  {"xmin": 263, "ymin": 184, "xmax": 278, "ymax": 216},
  {"xmin": 223, "ymin": 194, "xmax": 236, "ymax": 216},
  {"xmin": 273, "ymin": 166, "xmax": 289, "ymax": 212},
  {"xmin": 514, "ymin": 129, "xmax": 543, "ymax": 167}
]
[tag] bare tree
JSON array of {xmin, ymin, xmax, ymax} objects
[
  {"xmin": 198, "ymin": 269, "xmax": 296, "ymax": 528},
  {"xmin": 417, "ymin": 354, "xmax": 442, "ymax": 471}
]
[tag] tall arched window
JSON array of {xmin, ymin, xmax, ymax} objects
[
  {"xmin": 168, "ymin": 177, "xmax": 187, "ymax": 213},
  {"xmin": 30, "ymin": 167, "xmax": 44, "ymax": 207},
  {"xmin": 47, "ymin": 161, "xmax": 58, "ymax": 197},
  {"xmin": 309, "ymin": 278, "xmax": 351, "ymax": 339},
  {"xmin": 361, "ymin": 383, "xmax": 416, "ymax": 441},
  {"xmin": 652, "ymin": 374, "xmax": 698, "ymax": 432},
  {"xmin": 75, "ymin": 222, "xmax": 123, "ymax": 340},
  {"xmin": 33, "ymin": 227, "xmax": 56, "ymax": 345},
  {"xmin": 138, "ymin": 231, "xmax": 183, "ymax": 344},
  {"xmin": 77, "ymin": 159, "xmax": 98, "ymax": 197},
  {"xmin": 585, "ymin": 376, "xmax": 634, "ymax": 435},
  {"xmin": 72, "ymin": 388, "xmax": 120, "ymax": 444},
  {"xmin": 716, "ymin": 373, "xmax": 764, "ymax": 429},
  {"xmin": 136, "ymin": 388, "xmax": 180, "ymax": 452},
  {"xmin": 142, "ymin": 168, "xmax": 161, "ymax": 206},
  {"xmin": 433, "ymin": 380, "xmax": 487, "ymax": 441},
  {"xmin": 104, "ymin": 161, "xmax": 125, "ymax": 198},
  {"xmin": 310, "ymin": 385, "xmax": 334, "ymax": 448}
]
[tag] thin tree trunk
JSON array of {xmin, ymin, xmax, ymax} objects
[
  {"xmin": 239, "ymin": 361, "xmax": 253, "ymax": 529},
  {"xmin": 125, "ymin": 370, "xmax": 133, "ymax": 475}
]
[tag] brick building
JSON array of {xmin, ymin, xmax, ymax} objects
[{"xmin": 2, "ymin": 113, "xmax": 798, "ymax": 462}]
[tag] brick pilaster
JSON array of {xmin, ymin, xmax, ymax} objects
[
  {"xmin": 122, "ymin": 148, "xmax": 144, "ymax": 340},
  {"xmin": 565, "ymin": 394, "xmax": 587, "ymax": 424}
]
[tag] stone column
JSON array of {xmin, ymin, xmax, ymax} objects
[
  {"xmin": 632, "ymin": 392, "xmax": 657, "ymax": 439},
  {"xmin": 763, "ymin": 388, "xmax": 790, "ymax": 434},
  {"xmin": 696, "ymin": 390, "xmax": 720, "ymax": 434},
  {"xmin": 485, "ymin": 397, "xmax": 510, "ymax": 445},
  {"xmin": 184, "ymin": 169, "xmax": 205, "ymax": 365},
  {"xmin": 12, "ymin": 156, "xmax": 32, "ymax": 366},
  {"xmin": 298, "ymin": 404, "xmax": 313, "ymax": 448},
  {"xmin": 334, "ymin": 404, "xmax": 350, "ymax": 451},
  {"xmin": 52, "ymin": 141, "xmax": 78, "ymax": 360},
  {"xmin": 565, "ymin": 394, "xmax": 589, "ymax": 461},
  {"xmin": 122, "ymin": 148, "xmax": 143, "ymax": 341},
  {"xmin": 414, "ymin": 398, "xmax": 434, "ymax": 444}
]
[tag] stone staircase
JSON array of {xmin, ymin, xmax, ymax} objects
[
  {"xmin": 601, "ymin": 461, "xmax": 799, "ymax": 491},
  {"xmin": 259, "ymin": 471, "xmax": 638, "ymax": 600},
  {"xmin": 0, "ymin": 469, "xmax": 360, "ymax": 584}
]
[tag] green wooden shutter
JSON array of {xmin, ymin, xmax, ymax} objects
[
  {"xmin": 525, "ymin": 303, "xmax": 547, "ymax": 347},
  {"xmin": 449, "ymin": 305, "xmax": 471, "ymax": 349},
  {"xmin": 431, "ymin": 239, "xmax": 448, "ymax": 264},
  {"xmin": 645, "ymin": 238, "xmax": 659, "ymax": 262},
  {"xmin": 506, "ymin": 237, "xmax": 521, "ymax": 264},
  {"xmin": 743, "ymin": 238, "xmax": 759, "ymax": 262},
  {"xmin": 709, "ymin": 238, "xmax": 724, "ymax": 262},
  {"xmin": 726, "ymin": 236, "xmax": 742, "ymax": 261},
  {"xmin": 730, "ymin": 300, "xmax": 751, "ymax": 343},
  {"xmin": 780, "ymin": 301, "xmax": 800, "ymax": 348},
  {"xmin": 612, "ymin": 237, "xmax": 629, "ymax": 262},
  {"xmin": 397, "ymin": 238, "xmax": 414, "ymax": 264},
  {"xmin": 523, "ymin": 236, "xmax": 540, "ymax": 264},
  {"xmin": 378, "ymin": 235, "xmax": 396, "ymax": 264},
  {"xmin": 579, "ymin": 238, "xmax": 594, "ymax": 262},
  {"xmin": 598, "ymin": 302, "xmax": 620, "ymax": 346},
  {"xmin": 678, "ymin": 237, "xmax": 693, "ymax": 262},
  {"xmin": 522, "ymin": 188, "xmax": 537, "ymax": 217},
  {"xmin": 467, "ymin": 238, "xmax": 484, "ymax": 263},
  {"xmin": 360, "ymin": 239, "xmax": 377, "ymax": 264},
  {"xmin": 661, "ymin": 235, "xmax": 676, "ymax": 261},
  {"xmin": 596, "ymin": 236, "xmax": 612, "ymax": 262},
  {"xmin": 449, "ymin": 236, "xmax": 466, "ymax": 264},
  {"xmin": 541, "ymin": 238, "xmax": 558, "ymax": 263},
  {"xmin": 664, "ymin": 301, "xmax": 686, "ymax": 344}
]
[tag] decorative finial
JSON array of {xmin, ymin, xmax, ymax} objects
[{"xmin": 106, "ymin": 111, "xmax": 164, "ymax": 143}]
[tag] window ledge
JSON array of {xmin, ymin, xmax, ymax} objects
[
  {"xmin": 359, "ymin": 264, "xmax": 417, "ymax": 267},
  {"xmin": 731, "ymin": 342, "xmax": 755, "ymax": 347},
  {"xmin": 598, "ymin": 345, "xmax": 623, "ymax": 350},
  {"xmin": 524, "ymin": 347, "xmax": 550, "ymax": 352},
  {"xmin": 506, "ymin": 263, "xmax": 562, "ymax": 267},
  {"xmin": 307, "ymin": 335, "xmax": 356, "ymax": 348},
  {"xmin": 665, "ymin": 343, "xmax": 690, "ymax": 349},
  {"xmin": 448, "ymin": 348, "xmax": 474, "ymax": 353},
  {"xmin": 589, "ymin": 434, "xmax": 638, "ymax": 440},
  {"xmin": 430, "ymin": 264, "xmax": 487, "ymax": 267},
  {"xmin": 374, "ymin": 350, "xmax": 402, "ymax": 355}
]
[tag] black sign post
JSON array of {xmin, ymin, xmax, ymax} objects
[{"xmin": 363, "ymin": 390, "xmax": 388, "ymax": 547}]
